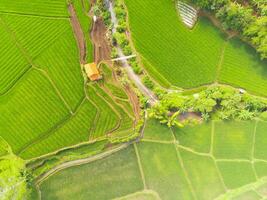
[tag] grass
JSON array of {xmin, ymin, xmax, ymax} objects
[
  {"xmin": 255, "ymin": 162, "xmax": 267, "ymax": 179},
  {"xmin": 213, "ymin": 121, "xmax": 255, "ymax": 159},
  {"xmin": 0, "ymin": 70, "xmax": 69, "ymax": 154},
  {"xmin": 35, "ymin": 28, "xmax": 84, "ymax": 111},
  {"xmin": 0, "ymin": 21, "xmax": 30, "ymax": 95},
  {"xmin": 179, "ymin": 148, "xmax": 225, "ymax": 200},
  {"xmin": 38, "ymin": 119, "xmax": 267, "ymax": 199},
  {"xmin": 40, "ymin": 146, "xmax": 143, "ymax": 200},
  {"xmin": 217, "ymin": 161, "xmax": 257, "ymax": 189},
  {"xmin": 254, "ymin": 121, "xmax": 267, "ymax": 160},
  {"xmin": 137, "ymin": 142, "xmax": 194, "ymax": 200},
  {"xmin": 0, "ymin": 0, "xmax": 68, "ymax": 17},
  {"xmin": 232, "ymin": 190, "xmax": 261, "ymax": 200},
  {"xmin": 19, "ymin": 100, "xmax": 98, "ymax": 159},
  {"xmin": 174, "ymin": 122, "xmax": 212, "ymax": 153},
  {"xmin": 218, "ymin": 38, "xmax": 267, "ymax": 97},
  {"xmin": 125, "ymin": 0, "xmax": 267, "ymax": 96},
  {"xmin": 142, "ymin": 119, "xmax": 173, "ymax": 141},
  {"xmin": 1, "ymin": 14, "xmax": 70, "ymax": 59},
  {"xmin": 124, "ymin": 0, "xmax": 224, "ymax": 88}
]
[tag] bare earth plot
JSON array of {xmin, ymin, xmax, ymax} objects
[
  {"xmin": 124, "ymin": 0, "xmax": 267, "ymax": 97},
  {"xmin": 39, "ymin": 120, "xmax": 267, "ymax": 200},
  {"xmin": 0, "ymin": 0, "xmax": 136, "ymax": 160}
]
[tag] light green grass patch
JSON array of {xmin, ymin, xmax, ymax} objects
[
  {"xmin": 19, "ymin": 99, "xmax": 97, "ymax": 159},
  {"xmin": 179, "ymin": 148, "xmax": 225, "ymax": 200},
  {"xmin": 1, "ymin": 14, "xmax": 70, "ymax": 59},
  {"xmin": 137, "ymin": 142, "xmax": 193, "ymax": 200},
  {"xmin": 115, "ymin": 190, "xmax": 160, "ymax": 200},
  {"xmin": 255, "ymin": 182, "xmax": 267, "ymax": 197},
  {"xmin": 143, "ymin": 119, "xmax": 173, "ymax": 141},
  {"xmin": 0, "ymin": 0, "xmax": 68, "ymax": 16},
  {"xmin": 217, "ymin": 161, "xmax": 256, "ymax": 190},
  {"xmin": 213, "ymin": 121, "xmax": 255, "ymax": 159},
  {"xmin": 40, "ymin": 146, "xmax": 143, "ymax": 200},
  {"xmin": 219, "ymin": 38, "xmax": 267, "ymax": 97},
  {"xmin": 0, "ymin": 70, "xmax": 69, "ymax": 153},
  {"xmin": 255, "ymin": 162, "xmax": 267, "ymax": 179},
  {"xmin": 35, "ymin": 28, "xmax": 84, "ymax": 111},
  {"xmin": 232, "ymin": 190, "xmax": 261, "ymax": 200},
  {"xmin": 254, "ymin": 121, "xmax": 267, "ymax": 160},
  {"xmin": 124, "ymin": 0, "xmax": 225, "ymax": 88},
  {"xmin": 0, "ymin": 22, "xmax": 30, "ymax": 95},
  {"xmin": 174, "ymin": 122, "xmax": 211, "ymax": 153}
]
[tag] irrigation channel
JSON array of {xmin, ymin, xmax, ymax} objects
[{"xmin": 105, "ymin": 0, "xmax": 158, "ymax": 104}]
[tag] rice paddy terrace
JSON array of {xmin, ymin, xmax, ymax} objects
[
  {"xmin": 0, "ymin": 0, "xmax": 136, "ymax": 161},
  {"xmin": 124, "ymin": 0, "xmax": 267, "ymax": 97},
  {"xmin": 39, "ymin": 119, "xmax": 267, "ymax": 200}
]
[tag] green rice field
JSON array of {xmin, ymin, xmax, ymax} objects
[
  {"xmin": 124, "ymin": 0, "xmax": 267, "ymax": 96},
  {"xmin": 39, "ymin": 120, "xmax": 267, "ymax": 200},
  {"xmin": 0, "ymin": 0, "xmax": 136, "ymax": 160}
]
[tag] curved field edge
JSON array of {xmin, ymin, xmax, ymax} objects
[
  {"xmin": 124, "ymin": 0, "xmax": 267, "ymax": 97},
  {"xmin": 37, "ymin": 120, "xmax": 267, "ymax": 200},
  {"xmin": 0, "ymin": 0, "xmax": 137, "ymax": 160}
]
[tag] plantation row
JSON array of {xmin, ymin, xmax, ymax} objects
[
  {"xmin": 0, "ymin": 0, "xmax": 68, "ymax": 17},
  {"xmin": 0, "ymin": 4, "xmax": 136, "ymax": 159},
  {"xmin": 39, "ymin": 120, "xmax": 267, "ymax": 200},
  {"xmin": 124, "ymin": 0, "xmax": 267, "ymax": 96}
]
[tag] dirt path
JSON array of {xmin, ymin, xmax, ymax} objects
[
  {"xmin": 68, "ymin": 4, "xmax": 86, "ymax": 64},
  {"xmin": 90, "ymin": 14, "xmax": 111, "ymax": 64},
  {"xmin": 35, "ymin": 144, "xmax": 128, "ymax": 186},
  {"xmin": 124, "ymin": 85, "xmax": 141, "ymax": 120}
]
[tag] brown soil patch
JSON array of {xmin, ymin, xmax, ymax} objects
[
  {"xmin": 68, "ymin": 4, "xmax": 86, "ymax": 64},
  {"xmin": 90, "ymin": 17, "xmax": 111, "ymax": 64},
  {"xmin": 124, "ymin": 85, "xmax": 141, "ymax": 120},
  {"xmin": 179, "ymin": 112, "xmax": 202, "ymax": 122}
]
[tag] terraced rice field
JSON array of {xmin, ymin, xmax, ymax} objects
[
  {"xmin": 124, "ymin": 0, "xmax": 267, "ymax": 96},
  {"xmin": 0, "ymin": 0, "xmax": 136, "ymax": 159},
  {"xmin": 39, "ymin": 120, "xmax": 267, "ymax": 200}
]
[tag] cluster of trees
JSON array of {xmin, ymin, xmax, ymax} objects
[
  {"xmin": 188, "ymin": 0, "xmax": 267, "ymax": 59},
  {"xmin": 150, "ymin": 86, "xmax": 267, "ymax": 127}
]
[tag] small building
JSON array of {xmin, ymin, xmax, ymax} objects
[{"xmin": 83, "ymin": 63, "xmax": 102, "ymax": 81}]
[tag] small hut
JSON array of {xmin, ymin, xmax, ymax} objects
[{"xmin": 83, "ymin": 63, "xmax": 102, "ymax": 81}]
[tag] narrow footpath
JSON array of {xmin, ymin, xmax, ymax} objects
[{"xmin": 106, "ymin": 0, "xmax": 158, "ymax": 104}]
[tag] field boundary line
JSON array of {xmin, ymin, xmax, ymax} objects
[
  {"xmin": 252, "ymin": 120, "xmax": 259, "ymax": 180},
  {"xmin": 18, "ymin": 97, "xmax": 86, "ymax": 156},
  {"xmin": 0, "ymin": 65, "xmax": 32, "ymax": 97},
  {"xmin": 210, "ymin": 120, "xmax": 215, "ymax": 155},
  {"xmin": 141, "ymin": 138, "xmax": 174, "ymax": 144},
  {"xmin": 0, "ymin": 11, "xmax": 70, "ymax": 19},
  {"xmin": 212, "ymin": 157, "xmax": 229, "ymax": 192},
  {"xmin": 34, "ymin": 67, "xmax": 74, "ymax": 114},
  {"xmin": 134, "ymin": 143, "xmax": 147, "ymax": 189},
  {"xmin": 174, "ymin": 144, "xmax": 198, "ymax": 200},
  {"xmin": 177, "ymin": 144, "xmax": 211, "ymax": 157},
  {"xmin": 35, "ymin": 143, "xmax": 128, "ymax": 185},
  {"xmin": 112, "ymin": 189, "xmax": 161, "ymax": 200},
  {"xmin": 215, "ymin": 40, "xmax": 228, "ymax": 82}
]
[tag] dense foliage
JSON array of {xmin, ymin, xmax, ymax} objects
[
  {"xmin": 188, "ymin": 0, "xmax": 267, "ymax": 59},
  {"xmin": 150, "ymin": 86, "xmax": 267, "ymax": 127}
]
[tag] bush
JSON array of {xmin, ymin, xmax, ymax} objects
[{"xmin": 142, "ymin": 76, "xmax": 154, "ymax": 89}]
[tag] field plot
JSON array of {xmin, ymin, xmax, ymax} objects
[
  {"xmin": 39, "ymin": 120, "xmax": 267, "ymax": 199},
  {"xmin": 40, "ymin": 146, "xmax": 143, "ymax": 200},
  {"xmin": 0, "ymin": 0, "xmax": 68, "ymax": 17},
  {"xmin": 0, "ymin": 22, "xmax": 30, "ymax": 95},
  {"xmin": 218, "ymin": 38, "xmax": 267, "ymax": 97},
  {"xmin": 124, "ymin": 0, "xmax": 224, "ymax": 88},
  {"xmin": 125, "ymin": 0, "xmax": 267, "ymax": 96},
  {"xmin": 0, "ymin": 0, "xmax": 136, "ymax": 160}
]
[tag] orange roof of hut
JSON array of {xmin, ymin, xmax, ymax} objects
[{"xmin": 83, "ymin": 63, "xmax": 102, "ymax": 81}]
